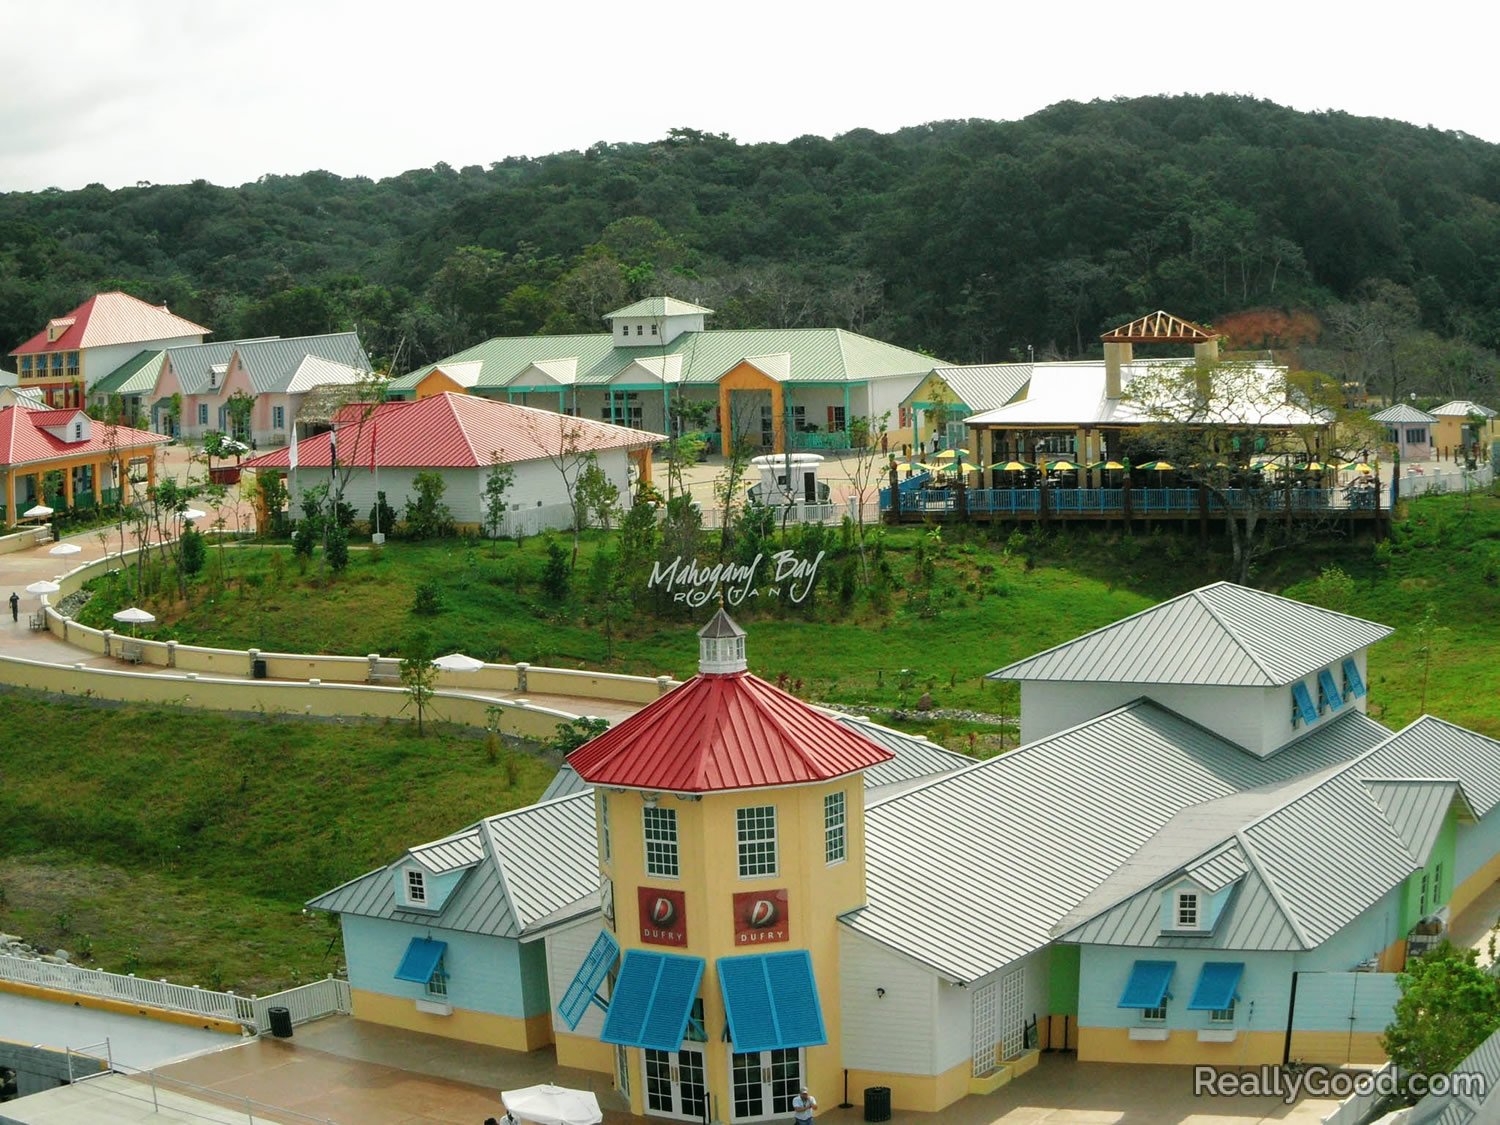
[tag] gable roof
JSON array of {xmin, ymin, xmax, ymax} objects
[
  {"xmin": 568, "ymin": 671, "xmax": 894, "ymax": 793},
  {"xmin": 909, "ymin": 363, "xmax": 1032, "ymax": 413},
  {"xmin": 1370, "ymin": 403, "xmax": 1438, "ymax": 424},
  {"xmin": 0, "ymin": 407, "xmax": 167, "ymax": 468},
  {"xmin": 89, "ymin": 349, "xmax": 168, "ymax": 398},
  {"xmin": 306, "ymin": 793, "xmax": 597, "ymax": 940},
  {"xmin": 388, "ymin": 326, "xmax": 943, "ymax": 395},
  {"xmin": 606, "ymin": 297, "xmax": 713, "ymax": 319},
  {"xmin": 1057, "ymin": 717, "xmax": 1497, "ymax": 954},
  {"xmin": 842, "ymin": 702, "xmax": 1391, "ymax": 981},
  {"xmin": 233, "ymin": 334, "xmax": 371, "ymax": 394},
  {"xmin": 990, "ymin": 581, "xmax": 1392, "ymax": 688},
  {"xmin": 11, "ymin": 292, "xmax": 208, "ymax": 355},
  {"xmin": 242, "ymin": 393, "xmax": 663, "ymax": 471},
  {"xmin": 1431, "ymin": 399, "xmax": 1497, "ymax": 419}
]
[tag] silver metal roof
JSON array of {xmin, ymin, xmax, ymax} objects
[
  {"xmin": 841, "ymin": 703, "xmax": 1391, "ymax": 981},
  {"xmin": 1058, "ymin": 718, "xmax": 1498, "ymax": 954},
  {"xmin": 990, "ymin": 581, "xmax": 1393, "ymax": 688},
  {"xmin": 540, "ymin": 765, "xmax": 591, "ymax": 801},
  {"xmin": 1407, "ymin": 1024, "xmax": 1500, "ymax": 1124},
  {"xmin": 408, "ymin": 826, "xmax": 486, "ymax": 873},
  {"xmin": 913, "ymin": 363, "xmax": 1031, "ymax": 413},
  {"xmin": 234, "ymin": 334, "xmax": 371, "ymax": 394},
  {"xmin": 1431, "ymin": 399, "xmax": 1497, "ymax": 419},
  {"xmin": 1370, "ymin": 403, "xmax": 1438, "ymax": 424},
  {"xmin": 307, "ymin": 793, "xmax": 596, "ymax": 939}
]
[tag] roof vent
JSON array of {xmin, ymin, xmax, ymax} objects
[{"xmin": 697, "ymin": 608, "xmax": 747, "ymax": 675}]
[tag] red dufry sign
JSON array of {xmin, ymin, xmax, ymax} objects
[
  {"xmin": 734, "ymin": 889, "xmax": 789, "ymax": 945},
  {"xmin": 638, "ymin": 887, "xmax": 688, "ymax": 946}
]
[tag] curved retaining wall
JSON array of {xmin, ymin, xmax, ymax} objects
[{"xmin": 6, "ymin": 545, "xmax": 681, "ymax": 730}]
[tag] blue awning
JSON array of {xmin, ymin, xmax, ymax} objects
[
  {"xmin": 1318, "ymin": 669, "xmax": 1344, "ymax": 712},
  {"xmin": 1292, "ymin": 682, "xmax": 1319, "ymax": 726},
  {"xmin": 718, "ymin": 950, "xmax": 828, "ymax": 1053},
  {"xmin": 1187, "ymin": 962, "xmax": 1245, "ymax": 1011},
  {"xmin": 600, "ymin": 950, "xmax": 705, "ymax": 1051},
  {"xmin": 1343, "ymin": 658, "xmax": 1367, "ymax": 698},
  {"xmin": 557, "ymin": 929, "xmax": 620, "ymax": 1031},
  {"xmin": 394, "ymin": 937, "xmax": 447, "ymax": 983},
  {"xmin": 1118, "ymin": 960, "xmax": 1175, "ymax": 1009}
]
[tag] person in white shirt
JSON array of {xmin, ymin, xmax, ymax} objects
[{"xmin": 792, "ymin": 1084, "xmax": 817, "ymax": 1122}]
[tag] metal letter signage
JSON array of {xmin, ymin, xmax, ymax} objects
[
  {"xmin": 638, "ymin": 886, "xmax": 688, "ymax": 946},
  {"xmin": 646, "ymin": 551, "xmax": 825, "ymax": 606},
  {"xmin": 733, "ymin": 889, "xmax": 789, "ymax": 945}
]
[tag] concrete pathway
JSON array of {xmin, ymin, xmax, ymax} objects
[
  {"xmin": 0, "ymin": 992, "xmax": 235, "ymax": 1072},
  {"xmin": 1450, "ymin": 880, "xmax": 1500, "ymax": 966}
]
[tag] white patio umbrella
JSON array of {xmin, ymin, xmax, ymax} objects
[
  {"xmin": 49, "ymin": 543, "xmax": 82, "ymax": 556},
  {"xmin": 112, "ymin": 606, "xmax": 156, "ymax": 637},
  {"xmin": 180, "ymin": 508, "xmax": 207, "ymax": 522},
  {"xmin": 433, "ymin": 652, "xmax": 486, "ymax": 673},
  {"xmin": 21, "ymin": 504, "xmax": 53, "ymax": 520},
  {"xmin": 25, "ymin": 580, "xmax": 60, "ymax": 596},
  {"xmin": 500, "ymin": 1084, "xmax": 603, "ymax": 1125}
]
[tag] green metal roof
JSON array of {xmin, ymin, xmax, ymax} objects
[
  {"xmin": 605, "ymin": 297, "xmax": 714, "ymax": 319},
  {"xmin": 90, "ymin": 349, "xmax": 165, "ymax": 397},
  {"xmin": 390, "ymin": 327, "xmax": 943, "ymax": 394}
]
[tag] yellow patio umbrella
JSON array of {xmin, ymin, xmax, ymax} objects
[
  {"xmin": 1299, "ymin": 461, "xmax": 1330, "ymax": 472},
  {"xmin": 1043, "ymin": 460, "xmax": 1079, "ymax": 472},
  {"xmin": 1087, "ymin": 460, "xmax": 1126, "ymax": 471},
  {"xmin": 1136, "ymin": 460, "xmax": 1175, "ymax": 471},
  {"xmin": 1346, "ymin": 462, "xmax": 1374, "ymax": 474},
  {"xmin": 990, "ymin": 460, "xmax": 1034, "ymax": 472},
  {"xmin": 929, "ymin": 448, "xmax": 973, "ymax": 463},
  {"xmin": 888, "ymin": 460, "xmax": 928, "ymax": 474},
  {"xmin": 942, "ymin": 456, "xmax": 984, "ymax": 474}
]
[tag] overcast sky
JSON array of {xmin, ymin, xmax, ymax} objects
[{"xmin": 3, "ymin": 0, "xmax": 1496, "ymax": 193}]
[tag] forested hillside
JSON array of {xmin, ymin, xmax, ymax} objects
[{"xmin": 4, "ymin": 94, "xmax": 1500, "ymax": 398}]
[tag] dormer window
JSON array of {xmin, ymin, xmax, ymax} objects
[
  {"xmin": 1175, "ymin": 891, "xmax": 1199, "ymax": 929},
  {"xmin": 73, "ymin": 422, "xmax": 81, "ymax": 441},
  {"xmin": 405, "ymin": 868, "xmax": 426, "ymax": 904}
]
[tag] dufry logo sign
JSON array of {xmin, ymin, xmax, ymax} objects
[
  {"xmin": 647, "ymin": 552, "xmax": 825, "ymax": 607},
  {"xmin": 638, "ymin": 886, "xmax": 688, "ymax": 946},
  {"xmin": 733, "ymin": 889, "xmax": 789, "ymax": 945}
]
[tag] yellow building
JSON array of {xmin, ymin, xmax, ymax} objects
[
  {"xmin": 1, "ymin": 404, "xmax": 164, "ymax": 523},
  {"xmin": 561, "ymin": 611, "xmax": 891, "ymax": 1120},
  {"xmin": 1429, "ymin": 400, "xmax": 1498, "ymax": 461}
]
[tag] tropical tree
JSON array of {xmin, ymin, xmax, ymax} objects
[
  {"xmin": 482, "ymin": 452, "xmax": 514, "ymax": 545},
  {"xmin": 1384, "ymin": 941, "xmax": 1500, "ymax": 1096}
]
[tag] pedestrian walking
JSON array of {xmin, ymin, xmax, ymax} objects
[
  {"xmin": 8, "ymin": 592, "xmax": 17, "ymax": 622},
  {"xmin": 792, "ymin": 1083, "xmax": 818, "ymax": 1123}
]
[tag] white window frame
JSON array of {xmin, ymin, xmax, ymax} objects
[
  {"xmin": 1210, "ymin": 1000, "xmax": 1235, "ymax": 1024},
  {"xmin": 643, "ymin": 806, "xmax": 679, "ymax": 879},
  {"xmin": 405, "ymin": 868, "xmax": 427, "ymax": 905},
  {"xmin": 600, "ymin": 793, "xmax": 612, "ymax": 863},
  {"xmin": 736, "ymin": 805, "xmax": 778, "ymax": 878},
  {"xmin": 1142, "ymin": 1000, "xmax": 1168, "ymax": 1022},
  {"xmin": 197, "ymin": 403, "xmax": 208, "ymax": 425},
  {"xmin": 1175, "ymin": 891, "xmax": 1199, "ymax": 930},
  {"xmin": 824, "ymin": 791, "xmax": 846, "ymax": 865},
  {"xmin": 425, "ymin": 955, "xmax": 448, "ymax": 998}
]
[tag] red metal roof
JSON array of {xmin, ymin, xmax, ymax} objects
[
  {"xmin": 242, "ymin": 392, "xmax": 663, "ymax": 471},
  {"xmin": 568, "ymin": 671, "xmax": 894, "ymax": 793},
  {"xmin": 11, "ymin": 292, "xmax": 209, "ymax": 356},
  {"xmin": 0, "ymin": 407, "xmax": 167, "ymax": 467}
]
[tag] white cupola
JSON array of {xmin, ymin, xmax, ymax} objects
[{"xmin": 698, "ymin": 608, "xmax": 747, "ymax": 674}]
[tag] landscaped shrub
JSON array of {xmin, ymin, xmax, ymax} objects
[
  {"xmin": 411, "ymin": 581, "xmax": 443, "ymax": 616},
  {"xmin": 403, "ymin": 472, "xmax": 455, "ymax": 540},
  {"xmin": 540, "ymin": 538, "xmax": 571, "ymax": 603}
]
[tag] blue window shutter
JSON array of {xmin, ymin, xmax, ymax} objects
[
  {"xmin": 600, "ymin": 950, "xmax": 705, "ymax": 1050},
  {"xmin": 1186, "ymin": 962, "xmax": 1244, "ymax": 1011},
  {"xmin": 1318, "ymin": 669, "xmax": 1344, "ymax": 711},
  {"xmin": 1343, "ymin": 658, "xmax": 1367, "ymax": 698},
  {"xmin": 718, "ymin": 951, "xmax": 827, "ymax": 1053},
  {"xmin": 1117, "ymin": 960, "xmax": 1175, "ymax": 1009},
  {"xmin": 1292, "ymin": 682, "xmax": 1319, "ymax": 726},
  {"xmin": 394, "ymin": 937, "xmax": 447, "ymax": 983},
  {"xmin": 557, "ymin": 929, "xmax": 620, "ymax": 1031}
]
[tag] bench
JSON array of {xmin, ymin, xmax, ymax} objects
[
  {"xmin": 27, "ymin": 612, "xmax": 45, "ymax": 632},
  {"xmin": 119, "ymin": 641, "xmax": 144, "ymax": 664},
  {"xmin": 369, "ymin": 661, "xmax": 402, "ymax": 685}
]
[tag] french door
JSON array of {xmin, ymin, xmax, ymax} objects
[
  {"xmin": 729, "ymin": 1047, "xmax": 801, "ymax": 1122},
  {"xmin": 644, "ymin": 1045, "xmax": 707, "ymax": 1121}
]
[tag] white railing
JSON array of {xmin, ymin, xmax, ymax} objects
[
  {"xmin": 1400, "ymin": 463, "xmax": 1494, "ymax": 498},
  {"xmin": 1319, "ymin": 1061, "xmax": 1396, "ymax": 1124},
  {"xmin": 0, "ymin": 953, "xmax": 350, "ymax": 1032}
]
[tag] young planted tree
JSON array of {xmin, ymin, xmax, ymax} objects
[
  {"xmin": 399, "ymin": 636, "xmax": 440, "ymax": 736},
  {"xmin": 482, "ymin": 451, "xmax": 515, "ymax": 546},
  {"xmin": 845, "ymin": 410, "xmax": 892, "ymax": 579},
  {"xmin": 1384, "ymin": 941, "xmax": 1500, "ymax": 1097},
  {"xmin": 524, "ymin": 412, "xmax": 591, "ymax": 566},
  {"xmin": 575, "ymin": 453, "xmax": 621, "ymax": 530},
  {"xmin": 404, "ymin": 471, "xmax": 455, "ymax": 539},
  {"xmin": 225, "ymin": 391, "xmax": 255, "ymax": 444}
]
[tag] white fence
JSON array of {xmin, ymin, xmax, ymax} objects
[
  {"xmin": 0, "ymin": 953, "xmax": 350, "ymax": 1033},
  {"xmin": 1399, "ymin": 463, "xmax": 1493, "ymax": 499}
]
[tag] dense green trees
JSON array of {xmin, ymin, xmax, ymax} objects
[{"xmin": 5, "ymin": 95, "xmax": 1500, "ymax": 400}]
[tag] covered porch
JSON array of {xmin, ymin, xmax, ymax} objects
[{"xmin": 2, "ymin": 452, "xmax": 156, "ymax": 526}]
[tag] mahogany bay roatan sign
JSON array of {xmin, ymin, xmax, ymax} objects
[{"xmin": 647, "ymin": 551, "xmax": 826, "ymax": 606}]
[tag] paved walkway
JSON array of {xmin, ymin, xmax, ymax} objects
[
  {"xmin": 0, "ymin": 992, "xmax": 234, "ymax": 1071},
  {"xmin": 1451, "ymin": 879, "xmax": 1500, "ymax": 966}
]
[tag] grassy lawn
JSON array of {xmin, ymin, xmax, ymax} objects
[
  {"xmin": 13, "ymin": 491, "xmax": 1498, "ymax": 992},
  {"xmin": 0, "ymin": 694, "xmax": 556, "ymax": 994}
]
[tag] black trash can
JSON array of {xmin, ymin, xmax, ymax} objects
[
  {"xmin": 864, "ymin": 1086, "xmax": 891, "ymax": 1123},
  {"xmin": 252, "ymin": 658, "xmax": 268, "ymax": 680},
  {"xmin": 267, "ymin": 1006, "xmax": 293, "ymax": 1038}
]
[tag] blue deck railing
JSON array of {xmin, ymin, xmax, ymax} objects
[{"xmin": 881, "ymin": 487, "xmax": 1369, "ymax": 516}]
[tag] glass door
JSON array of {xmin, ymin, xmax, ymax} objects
[
  {"xmin": 644, "ymin": 1046, "xmax": 707, "ymax": 1121},
  {"xmin": 729, "ymin": 1048, "xmax": 802, "ymax": 1122}
]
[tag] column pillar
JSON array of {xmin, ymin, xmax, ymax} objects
[
  {"xmin": 146, "ymin": 456, "xmax": 157, "ymax": 489},
  {"xmin": 771, "ymin": 384, "xmax": 786, "ymax": 454},
  {"xmin": 4, "ymin": 469, "xmax": 14, "ymax": 523},
  {"xmin": 62, "ymin": 464, "xmax": 75, "ymax": 509},
  {"xmin": 92, "ymin": 459, "xmax": 103, "ymax": 504}
]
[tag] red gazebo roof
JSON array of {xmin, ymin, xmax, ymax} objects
[{"xmin": 568, "ymin": 671, "xmax": 894, "ymax": 793}]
